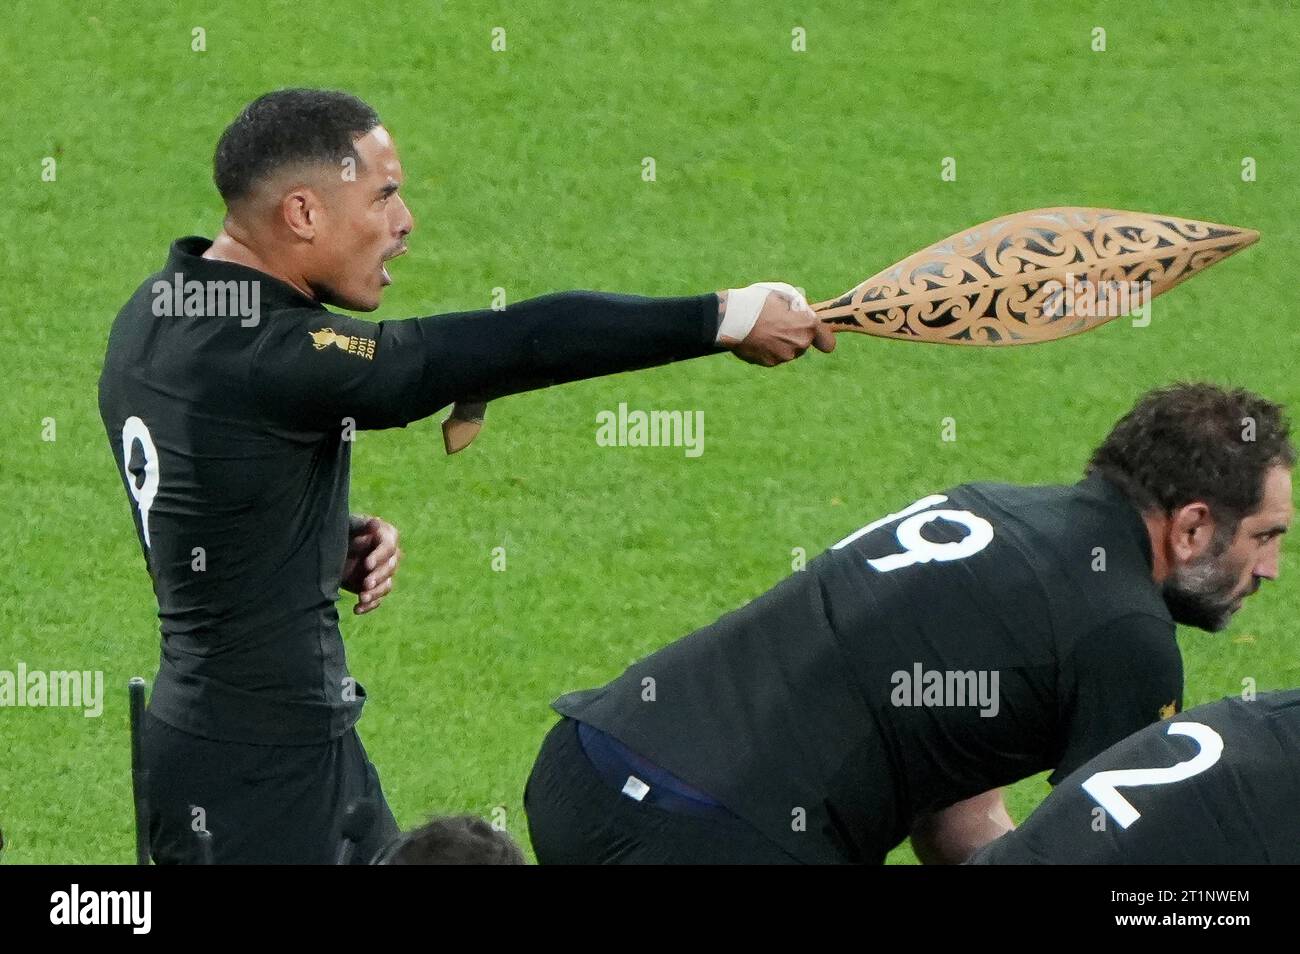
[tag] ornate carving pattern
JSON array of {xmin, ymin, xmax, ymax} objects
[{"xmin": 814, "ymin": 208, "xmax": 1258, "ymax": 344}]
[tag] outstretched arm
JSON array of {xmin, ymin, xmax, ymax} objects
[{"xmin": 249, "ymin": 284, "xmax": 832, "ymax": 431}]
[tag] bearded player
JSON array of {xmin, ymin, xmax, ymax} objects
[{"xmin": 525, "ymin": 383, "xmax": 1293, "ymax": 864}]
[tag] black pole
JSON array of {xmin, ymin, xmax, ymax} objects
[
  {"xmin": 335, "ymin": 799, "xmax": 377, "ymax": 865},
  {"xmin": 128, "ymin": 677, "xmax": 150, "ymax": 865}
]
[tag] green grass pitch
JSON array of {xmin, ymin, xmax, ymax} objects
[{"xmin": 1, "ymin": 0, "xmax": 1296, "ymax": 863}]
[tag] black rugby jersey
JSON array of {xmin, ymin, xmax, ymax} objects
[
  {"xmin": 970, "ymin": 690, "xmax": 1300, "ymax": 864},
  {"xmin": 100, "ymin": 237, "xmax": 721, "ymax": 744},
  {"xmin": 554, "ymin": 476, "xmax": 1183, "ymax": 863}
]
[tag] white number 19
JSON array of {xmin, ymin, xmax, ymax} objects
[{"xmin": 831, "ymin": 494, "xmax": 995, "ymax": 573}]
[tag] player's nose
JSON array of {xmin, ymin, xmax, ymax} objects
[
  {"xmin": 395, "ymin": 195, "xmax": 414, "ymax": 239},
  {"xmin": 1256, "ymin": 541, "xmax": 1282, "ymax": 581}
]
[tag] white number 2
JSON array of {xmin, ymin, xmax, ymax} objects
[
  {"xmin": 831, "ymin": 494, "xmax": 995, "ymax": 573},
  {"xmin": 121, "ymin": 416, "xmax": 160, "ymax": 548},
  {"xmin": 1081, "ymin": 721, "xmax": 1224, "ymax": 829}
]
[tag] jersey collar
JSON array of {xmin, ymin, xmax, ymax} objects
[
  {"xmin": 165, "ymin": 236, "xmax": 325, "ymax": 311},
  {"xmin": 1079, "ymin": 473, "xmax": 1156, "ymax": 571}
]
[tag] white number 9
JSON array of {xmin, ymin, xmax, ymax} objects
[{"xmin": 121, "ymin": 416, "xmax": 159, "ymax": 548}]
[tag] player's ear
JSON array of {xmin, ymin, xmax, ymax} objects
[
  {"xmin": 1169, "ymin": 501, "xmax": 1215, "ymax": 563},
  {"xmin": 281, "ymin": 187, "xmax": 319, "ymax": 240}
]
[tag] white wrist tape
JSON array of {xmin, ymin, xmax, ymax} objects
[{"xmin": 717, "ymin": 281, "xmax": 808, "ymax": 344}]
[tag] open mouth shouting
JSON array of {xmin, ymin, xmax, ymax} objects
[{"xmin": 380, "ymin": 244, "xmax": 407, "ymax": 286}]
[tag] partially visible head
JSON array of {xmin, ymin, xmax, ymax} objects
[
  {"xmin": 373, "ymin": 815, "xmax": 527, "ymax": 865},
  {"xmin": 1087, "ymin": 382, "xmax": 1294, "ymax": 631},
  {"xmin": 213, "ymin": 89, "xmax": 413, "ymax": 311}
]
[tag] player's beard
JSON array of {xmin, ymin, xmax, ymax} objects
[{"xmin": 1161, "ymin": 542, "xmax": 1247, "ymax": 632}]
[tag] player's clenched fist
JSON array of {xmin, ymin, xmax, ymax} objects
[{"xmin": 716, "ymin": 281, "xmax": 836, "ymax": 367}]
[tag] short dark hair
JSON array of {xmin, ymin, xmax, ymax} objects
[
  {"xmin": 1087, "ymin": 382, "xmax": 1294, "ymax": 528},
  {"xmin": 213, "ymin": 89, "xmax": 380, "ymax": 203},
  {"xmin": 374, "ymin": 815, "xmax": 527, "ymax": 865}
]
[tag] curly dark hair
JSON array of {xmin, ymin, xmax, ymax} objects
[
  {"xmin": 1087, "ymin": 382, "xmax": 1294, "ymax": 529},
  {"xmin": 374, "ymin": 815, "xmax": 526, "ymax": 865},
  {"xmin": 213, "ymin": 89, "xmax": 380, "ymax": 203}
]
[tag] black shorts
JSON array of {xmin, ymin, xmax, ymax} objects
[
  {"xmin": 143, "ymin": 711, "xmax": 399, "ymax": 864},
  {"xmin": 524, "ymin": 717, "xmax": 800, "ymax": 864}
]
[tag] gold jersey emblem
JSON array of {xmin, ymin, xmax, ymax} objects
[
  {"xmin": 309, "ymin": 327, "xmax": 375, "ymax": 361},
  {"xmin": 1159, "ymin": 700, "xmax": 1178, "ymax": 720}
]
